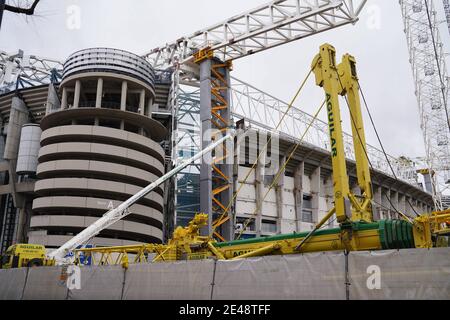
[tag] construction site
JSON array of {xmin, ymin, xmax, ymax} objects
[{"xmin": 0, "ymin": 0, "xmax": 449, "ymax": 301}]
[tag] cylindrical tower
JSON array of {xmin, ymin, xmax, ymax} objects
[
  {"xmin": 28, "ymin": 48, "xmax": 167, "ymax": 248},
  {"xmin": 16, "ymin": 124, "xmax": 42, "ymax": 175}
]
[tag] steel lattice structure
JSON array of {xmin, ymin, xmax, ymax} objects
[
  {"xmin": 0, "ymin": 50, "xmax": 62, "ymax": 93},
  {"xmin": 143, "ymin": 0, "xmax": 367, "ymax": 69},
  {"xmin": 400, "ymin": 0, "xmax": 450, "ymax": 208},
  {"xmin": 444, "ymin": 0, "xmax": 450, "ymax": 34}
]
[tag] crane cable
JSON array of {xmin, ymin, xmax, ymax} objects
[
  {"xmin": 335, "ymin": 76, "xmax": 412, "ymax": 220},
  {"xmin": 235, "ymin": 100, "xmax": 326, "ymax": 240},
  {"xmin": 356, "ymin": 80, "xmax": 421, "ymax": 217},
  {"xmin": 209, "ymin": 64, "xmax": 316, "ymax": 239}
]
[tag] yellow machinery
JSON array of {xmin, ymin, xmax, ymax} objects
[
  {"xmin": 67, "ymin": 44, "xmax": 450, "ymax": 266},
  {"xmin": 0, "ymin": 244, "xmax": 55, "ymax": 269}
]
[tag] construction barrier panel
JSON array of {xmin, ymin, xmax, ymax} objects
[
  {"xmin": 22, "ymin": 266, "xmax": 68, "ymax": 300},
  {"xmin": 348, "ymin": 248, "xmax": 450, "ymax": 300},
  {"xmin": 68, "ymin": 265, "xmax": 125, "ymax": 300},
  {"xmin": 1, "ymin": 248, "xmax": 449, "ymax": 300},
  {"xmin": 212, "ymin": 253, "xmax": 346, "ymax": 300},
  {"xmin": 0, "ymin": 267, "xmax": 27, "ymax": 300},
  {"xmin": 122, "ymin": 259, "xmax": 215, "ymax": 300}
]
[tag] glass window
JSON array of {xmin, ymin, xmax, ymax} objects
[
  {"xmin": 302, "ymin": 209, "xmax": 313, "ymax": 223},
  {"xmin": 261, "ymin": 220, "xmax": 277, "ymax": 233},
  {"xmin": 236, "ymin": 216, "xmax": 256, "ymax": 232},
  {"xmin": 303, "ymin": 194, "xmax": 312, "ymax": 208}
]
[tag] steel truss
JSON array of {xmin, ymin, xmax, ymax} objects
[
  {"xmin": 400, "ymin": 0, "xmax": 450, "ymax": 208},
  {"xmin": 143, "ymin": 0, "xmax": 367, "ymax": 68},
  {"xmin": 444, "ymin": 0, "xmax": 450, "ymax": 35},
  {"xmin": 0, "ymin": 50, "xmax": 62, "ymax": 93},
  {"xmin": 172, "ymin": 76, "xmax": 419, "ymax": 184}
]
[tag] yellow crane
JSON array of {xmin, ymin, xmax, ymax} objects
[{"xmin": 72, "ymin": 44, "xmax": 449, "ymax": 267}]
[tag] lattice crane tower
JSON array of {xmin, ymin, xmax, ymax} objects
[{"xmin": 400, "ymin": 0, "xmax": 450, "ymax": 209}]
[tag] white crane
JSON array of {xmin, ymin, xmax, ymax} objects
[
  {"xmin": 48, "ymin": 133, "xmax": 233, "ymax": 261},
  {"xmin": 400, "ymin": 0, "xmax": 450, "ymax": 209}
]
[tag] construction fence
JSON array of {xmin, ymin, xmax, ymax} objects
[{"xmin": 0, "ymin": 248, "xmax": 449, "ymax": 300}]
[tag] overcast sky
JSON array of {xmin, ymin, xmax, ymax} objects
[{"xmin": 1, "ymin": 0, "xmax": 449, "ymax": 160}]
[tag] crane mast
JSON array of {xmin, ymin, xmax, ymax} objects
[{"xmin": 311, "ymin": 44, "xmax": 373, "ymax": 224}]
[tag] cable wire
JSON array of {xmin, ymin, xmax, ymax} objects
[
  {"xmin": 235, "ymin": 100, "xmax": 326, "ymax": 240},
  {"xmin": 356, "ymin": 80, "xmax": 421, "ymax": 217},
  {"xmin": 335, "ymin": 75, "xmax": 413, "ymax": 219},
  {"xmin": 209, "ymin": 64, "xmax": 316, "ymax": 239}
]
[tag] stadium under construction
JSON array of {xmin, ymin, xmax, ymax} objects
[{"xmin": 0, "ymin": 0, "xmax": 449, "ymax": 301}]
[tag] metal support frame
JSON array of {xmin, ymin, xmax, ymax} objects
[
  {"xmin": 0, "ymin": 50, "xmax": 62, "ymax": 94},
  {"xmin": 198, "ymin": 54, "xmax": 233, "ymax": 241},
  {"xmin": 144, "ymin": 0, "xmax": 367, "ymax": 69}
]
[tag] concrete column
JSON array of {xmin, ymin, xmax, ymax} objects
[
  {"xmin": 310, "ymin": 166, "xmax": 321, "ymax": 224},
  {"xmin": 120, "ymin": 81, "xmax": 127, "ymax": 111},
  {"xmin": 120, "ymin": 120, "xmax": 125, "ymax": 130},
  {"xmin": 232, "ymin": 132, "xmax": 242, "ymax": 239},
  {"xmin": 94, "ymin": 117, "xmax": 99, "ymax": 126},
  {"xmin": 73, "ymin": 80, "xmax": 81, "ymax": 108},
  {"xmin": 45, "ymin": 84, "xmax": 60, "ymax": 115},
  {"xmin": 419, "ymin": 202, "xmax": 423, "ymax": 213},
  {"xmin": 139, "ymin": 89, "xmax": 146, "ymax": 115},
  {"xmin": 95, "ymin": 78, "xmax": 103, "ymax": 108},
  {"xmin": 322, "ymin": 175, "xmax": 334, "ymax": 227},
  {"xmin": 254, "ymin": 162, "xmax": 264, "ymax": 237},
  {"xmin": 381, "ymin": 188, "xmax": 390, "ymax": 219},
  {"xmin": 405, "ymin": 196, "xmax": 411, "ymax": 217},
  {"xmin": 390, "ymin": 190, "xmax": 399, "ymax": 219},
  {"xmin": 293, "ymin": 162, "xmax": 304, "ymax": 232},
  {"xmin": 199, "ymin": 59, "xmax": 213, "ymax": 236},
  {"xmin": 199, "ymin": 59, "xmax": 233, "ymax": 239},
  {"xmin": 373, "ymin": 185, "xmax": 382, "ymax": 221},
  {"xmin": 275, "ymin": 156, "xmax": 285, "ymax": 234},
  {"xmin": 398, "ymin": 193, "xmax": 406, "ymax": 215},
  {"xmin": 61, "ymin": 87, "xmax": 68, "ymax": 110},
  {"xmin": 4, "ymin": 97, "xmax": 29, "ymax": 160},
  {"xmin": 14, "ymin": 206, "xmax": 27, "ymax": 244},
  {"xmin": 147, "ymin": 98, "xmax": 153, "ymax": 118}
]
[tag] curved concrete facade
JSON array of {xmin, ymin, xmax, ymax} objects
[{"xmin": 29, "ymin": 49, "xmax": 168, "ymax": 248}]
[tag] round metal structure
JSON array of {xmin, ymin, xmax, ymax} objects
[{"xmin": 63, "ymin": 48, "xmax": 155, "ymax": 91}]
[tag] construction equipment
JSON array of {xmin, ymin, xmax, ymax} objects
[
  {"xmin": 47, "ymin": 133, "xmax": 234, "ymax": 263},
  {"xmin": 72, "ymin": 44, "xmax": 449, "ymax": 266},
  {"xmin": 0, "ymin": 0, "xmax": 370, "ymax": 242},
  {"xmin": 400, "ymin": 0, "xmax": 450, "ymax": 209},
  {"xmin": 0, "ymin": 244, "xmax": 54, "ymax": 269},
  {"xmin": 74, "ymin": 209, "xmax": 449, "ymax": 266}
]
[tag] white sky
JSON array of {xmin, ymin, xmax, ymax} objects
[{"xmin": 1, "ymin": 0, "xmax": 450, "ymax": 160}]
